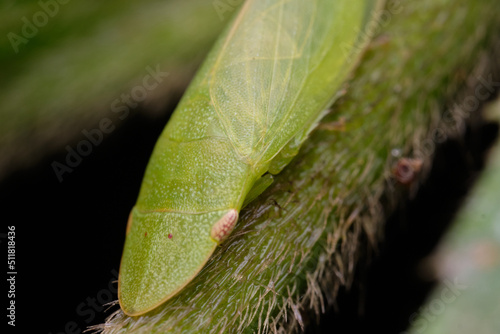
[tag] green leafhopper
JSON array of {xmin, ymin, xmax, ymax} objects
[{"xmin": 119, "ymin": 0, "xmax": 385, "ymax": 316}]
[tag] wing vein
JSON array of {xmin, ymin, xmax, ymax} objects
[
  {"xmin": 265, "ymin": 0, "xmax": 285, "ymax": 130},
  {"xmin": 208, "ymin": 0, "xmax": 255, "ymax": 161},
  {"xmin": 258, "ymin": 0, "xmax": 318, "ymax": 162}
]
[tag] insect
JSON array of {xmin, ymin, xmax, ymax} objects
[{"xmin": 119, "ymin": 0, "xmax": 385, "ymax": 316}]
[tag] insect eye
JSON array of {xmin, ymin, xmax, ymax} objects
[{"xmin": 211, "ymin": 209, "xmax": 238, "ymax": 243}]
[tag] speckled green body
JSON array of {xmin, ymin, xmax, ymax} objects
[{"xmin": 119, "ymin": 0, "xmax": 384, "ymax": 316}]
